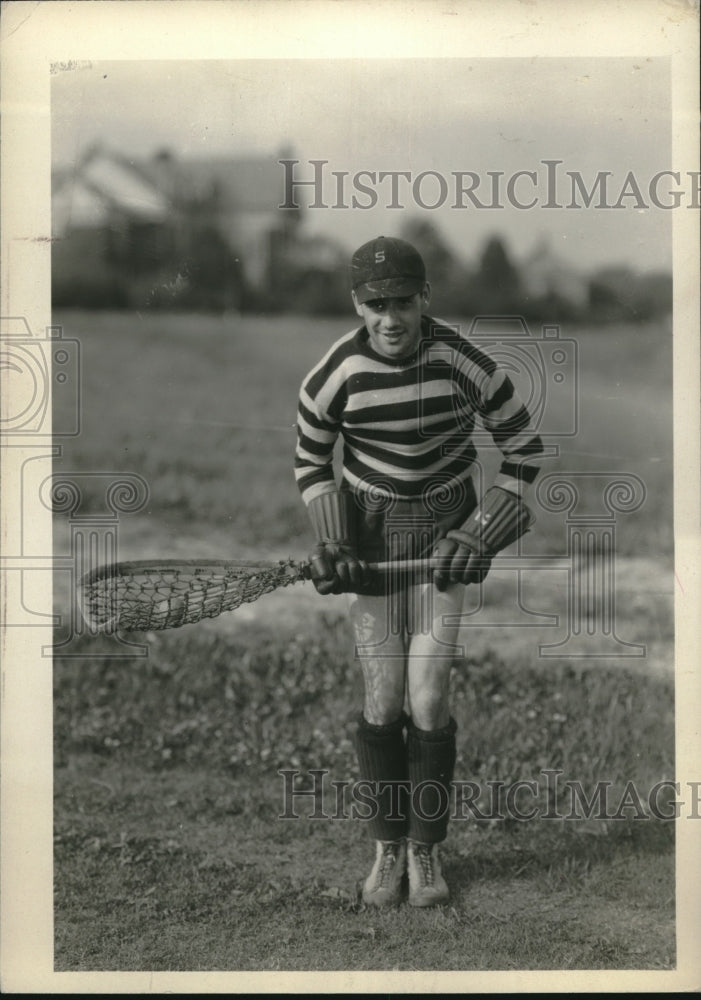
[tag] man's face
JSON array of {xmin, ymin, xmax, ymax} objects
[{"xmin": 352, "ymin": 284, "xmax": 430, "ymax": 361}]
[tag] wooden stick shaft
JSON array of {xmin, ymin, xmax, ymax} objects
[
  {"xmin": 298, "ymin": 558, "xmax": 431, "ymax": 580},
  {"xmin": 366, "ymin": 560, "xmax": 430, "ymax": 572}
]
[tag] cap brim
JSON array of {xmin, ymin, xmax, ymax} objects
[{"xmin": 353, "ymin": 278, "xmax": 424, "ymax": 304}]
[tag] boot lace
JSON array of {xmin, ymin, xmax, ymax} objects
[
  {"xmin": 377, "ymin": 842, "xmax": 400, "ymax": 887},
  {"xmin": 413, "ymin": 843, "xmax": 435, "ymax": 886}
]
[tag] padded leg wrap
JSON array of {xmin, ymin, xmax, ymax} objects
[
  {"xmin": 354, "ymin": 712, "xmax": 409, "ymax": 841},
  {"xmin": 406, "ymin": 717, "xmax": 457, "ymax": 844}
]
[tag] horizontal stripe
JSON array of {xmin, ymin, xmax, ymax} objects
[
  {"xmin": 343, "ymin": 442, "xmax": 476, "ymax": 481},
  {"xmin": 343, "ymin": 393, "xmax": 460, "ymax": 427},
  {"xmin": 481, "ymin": 389, "xmax": 524, "ymax": 429},
  {"xmin": 344, "ymin": 363, "xmax": 447, "ymax": 395},
  {"xmin": 349, "ymin": 411, "xmax": 475, "ymax": 443},
  {"xmin": 342, "ymin": 431, "xmax": 477, "ymax": 471},
  {"xmin": 481, "ymin": 374, "xmax": 515, "ymax": 415},
  {"xmin": 343, "ymin": 377, "xmax": 455, "ymax": 415},
  {"xmin": 302, "ymin": 329, "xmax": 358, "ymax": 393},
  {"xmin": 493, "ymin": 472, "xmax": 524, "ymax": 496},
  {"xmin": 503, "ymin": 434, "xmax": 544, "ymax": 458},
  {"xmin": 298, "ymin": 397, "xmax": 338, "ymax": 434},
  {"xmin": 425, "ymin": 331, "xmax": 498, "ymax": 377},
  {"xmin": 345, "ymin": 416, "xmax": 476, "ymax": 452},
  {"xmin": 294, "ymin": 446, "xmax": 332, "ymax": 470},
  {"xmin": 297, "ymin": 414, "xmax": 337, "ymax": 448},
  {"xmin": 296, "ymin": 432, "xmax": 331, "ymax": 458},
  {"xmin": 295, "ymin": 316, "xmax": 543, "ymax": 504},
  {"xmin": 295, "ymin": 465, "xmax": 335, "ymax": 490},
  {"xmin": 487, "ymin": 404, "xmax": 533, "ymax": 445},
  {"xmin": 343, "ymin": 461, "xmax": 478, "ymax": 501},
  {"xmin": 499, "ymin": 459, "xmax": 541, "ymax": 485}
]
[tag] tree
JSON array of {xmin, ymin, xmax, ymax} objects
[
  {"xmin": 473, "ymin": 235, "xmax": 522, "ymax": 313},
  {"xmin": 399, "ymin": 218, "xmax": 472, "ymax": 316}
]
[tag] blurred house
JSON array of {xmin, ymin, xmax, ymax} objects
[
  {"xmin": 139, "ymin": 149, "xmax": 303, "ymax": 287},
  {"xmin": 52, "ymin": 151, "xmax": 170, "ymax": 240},
  {"xmin": 52, "ymin": 145, "xmax": 302, "ymax": 309},
  {"xmin": 52, "ymin": 150, "xmax": 172, "ymax": 306}
]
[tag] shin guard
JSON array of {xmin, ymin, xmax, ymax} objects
[
  {"xmin": 354, "ymin": 713, "xmax": 409, "ymax": 841},
  {"xmin": 406, "ymin": 717, "xmax": 457, "ymax": 844}
]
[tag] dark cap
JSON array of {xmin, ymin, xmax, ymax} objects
[{"xmin": 350, "ymin": 236, "xmax": 426, "ymax": 304}]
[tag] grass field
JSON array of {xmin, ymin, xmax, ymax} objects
[
  {"xmin": 52, "ymin": 309, "xmax": 676, "ymax": 972},
  {"xmin": 53, "ymin": 308, "xmax": 673, "ymax": 557}
]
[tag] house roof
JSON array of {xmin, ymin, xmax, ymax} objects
[
  {"xmin": 139, "ymin": 154, "xmax": 286, "ymax": 213},
  {"xmin": 52, "ymin": 149, "xmax": 170, "ymax": 233},
  {"xmin": 52, "ymin": 147, "xmax": 289, "ymax": 231},
  {"xmin": 81, "ymin": 154, "xmax": 170, "ymax": 219}
]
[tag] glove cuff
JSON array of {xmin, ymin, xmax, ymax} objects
[
  {"xmin": 445, "ymin": 528, "xmax": 480, "ymax": 550},
  {"xmin": 307, "ymin": 490, "xmax": 354, "ymax": 545},
  {"xmin": 456, "ymin": 486, "xmax": 535, "ymax": 555}
]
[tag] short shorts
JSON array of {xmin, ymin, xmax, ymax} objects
[{"xmin": 342, "ymin": 478, "xmax": 478, "ymax": 596}]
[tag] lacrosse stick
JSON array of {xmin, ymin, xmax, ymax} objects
[{"xmin": 78, "ymin": 557, "xmax": 430, "ymax": 633}]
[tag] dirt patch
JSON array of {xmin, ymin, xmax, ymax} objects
[{"xmin": 58, "ymin": 515, "xmax": 675, "ymax": 676}]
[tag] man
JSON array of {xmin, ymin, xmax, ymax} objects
[{"xmin": 294, "ymin": 236, "xmax": 542, "ymax": 907}]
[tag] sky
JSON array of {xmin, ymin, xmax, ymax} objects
[{"xmin": 52, "ymin": 57, "xmax": 675, "ymax": 274}]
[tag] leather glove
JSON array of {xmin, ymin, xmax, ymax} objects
[
  {"xmin": 306, "ymin": 491, "xmax": 370, "ymax": 595},
  {"xmin": 431, "ymin": 486, "xmax": 535, "ymax": 592},
  {"xmin": 432, "ymin": 537, "xmax": 492, "ymax": 591},
  {"xmin": 309, "ymin": 542, "xmax": 369, "ymax": 595}
]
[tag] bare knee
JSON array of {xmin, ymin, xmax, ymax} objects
[
  {"xmin": 406, "ymin": 660, "xmax": 451, "ymax": 730},
  {"xmin": 359, "ymin": 657, "xmax": 406, "ymax": 726},
  {"xmin": 349, "ymin": 593, "xmax": 408, "ymax": 725},
  {"xmin": 408, "ymin": 691, "xmax": 450, "ymax": 730},
  {"xmin": 363, "ymin": 683, "xmax": 405, "ymax": 726}
]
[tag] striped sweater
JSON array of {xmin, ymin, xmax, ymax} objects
[{"xmin": 295, "ymin": 316, "xmax": 544, "ymax": 506}]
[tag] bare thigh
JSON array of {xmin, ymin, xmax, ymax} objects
[
  {"xmin": 347, "ymin": 590, "xmax": 408, "ymax": 725},
  {"xmin": 347, "ymin": 583, "xmax": 465, "ymax": 728},
  {"xmin": 406, "ymin": 582, "xmax": 465, "ymax": 730}
]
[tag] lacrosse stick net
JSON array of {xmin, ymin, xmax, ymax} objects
[
  {"xmin": 78, "ymin": 557, "xmax": 427, "ymax": 633},
  {"xmin": 79, "ymin": 558, "xmax": 314, "ymax": 633}
]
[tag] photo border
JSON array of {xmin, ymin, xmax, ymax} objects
[{"xmin": 1, "ymin": 0, "xmax": 699, "ymax": 992}]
